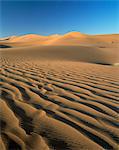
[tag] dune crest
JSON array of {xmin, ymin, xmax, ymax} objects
[
  {"xmin": 8, "ymin": 34, "xmax": 46, "ymax": 42},
  {"xmin": 63, "ymin": 31, "xmax": 86, "ymax": 37},
  {"xmin": 1, "ymin": 32, "xmax": 119, "ymax": 46}
]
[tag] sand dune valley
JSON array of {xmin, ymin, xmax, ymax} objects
[{"xmin": 0, "ymin": 32, "xmax": 119, "ymax": 150}]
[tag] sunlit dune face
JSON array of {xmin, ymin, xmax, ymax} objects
[
  {"xmin": 63, "ymin": 31, "xmax": 86, "ymax": 37},
  {"xmin": 0, "ymin": 32, "xmax": 118, "ymax": 46}
]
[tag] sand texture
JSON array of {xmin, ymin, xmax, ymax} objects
[{"xmin": 0, "ymin": 32, "xmax": 119, "ymax": 150}]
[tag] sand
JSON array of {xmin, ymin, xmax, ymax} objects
[{"xmin": 0, "ymin": 32, "xmax": 119, "ymax": 150}]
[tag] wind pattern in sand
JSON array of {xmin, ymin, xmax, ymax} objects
[{"xmin": 1, "ymin": 55, "xmax": 119, "ymax": 150}]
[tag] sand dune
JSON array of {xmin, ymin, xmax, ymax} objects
[
  {"xmin": 0, "ymin": 32, "xmax": 119, "ymax": 64},
  {"xmin": 0, "ymin": 32, "xmax": 119, "ymax": 149},
  {"xmin": 0, "ymin": 32, "xmax": 119, "ymax": 47},
  {"xmin": 1, "ymin": 45, "xmax": 119, "ymax": 65}
]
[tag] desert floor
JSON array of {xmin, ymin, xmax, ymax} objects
[{"xmin": 0, "ymin": 33, "xmax": 119, "ymax": 150}]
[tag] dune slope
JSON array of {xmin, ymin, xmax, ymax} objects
[
  {"xmin": 0, "ymin": 32, "xmax": 119, "ymax": 150},
  {"xmin": 1, "ymin": 50, "xmax": 119, "ymax": 150},
  {"xmin": 0, "ymin": 32, "xmax": 119, "ymax": 65}
]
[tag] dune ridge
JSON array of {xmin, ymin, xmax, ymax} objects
[{"xmin": 0, "ymin": 32, "xmax": 119, "ymax": 46}]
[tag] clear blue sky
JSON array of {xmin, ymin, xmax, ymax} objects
[{"xmin": 1, "ymin": 0, "xmax": 119, "ymax": 37}]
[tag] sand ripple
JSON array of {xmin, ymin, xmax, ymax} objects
[{"xmin": 0, "ymin": 55, "xmax": 119, "ymax": 150}]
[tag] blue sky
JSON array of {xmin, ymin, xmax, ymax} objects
[{"xmin": 1, "ymin": 0, "xmax": 119, "ymax": 37}]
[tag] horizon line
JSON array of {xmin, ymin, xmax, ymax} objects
[{"xmin": 1, "ymin": 31, "xmax": 119, "ymax": 38}]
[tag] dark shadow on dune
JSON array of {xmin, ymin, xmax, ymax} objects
[
  {"xmin": 0, "ymin": 38, "xmax": 10, "ymax": 41},
  {"xmin": 2, "ymin": 133, "xmax": 22, "ymax": 150},
  {"xmin": 44, "ymin": 109, "xmax": 113, "ymax": 149},
  {"xmin": 94, "ymin": 62, "xmax": 112, "ymax": 66},
  {"xmin": 0, "ymin": 120, "xmax": 7, "ymax": 130},
  {"xmin": 1, "ymin": 90, "xmax": 33, "ymax": 134},
  {"xmin": 0, "ymin": 45, "xmax": 12, "ymax": 48}
]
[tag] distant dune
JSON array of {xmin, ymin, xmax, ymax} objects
[
  {"xmin": 0, "ymin": 32, "xmax": 119, "ymax": 150},
  {"xmin": 0, "ymin": 32, "xmax": 119, "ymax": 65},
  {"xmin": 0, "ymin": 32, "xmax": 119, "ymax": 46}
]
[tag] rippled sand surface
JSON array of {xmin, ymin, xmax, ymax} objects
[
  {"xmin": 0, "ymin": 54, "xmax": 119, "ymax": 150},
  {"xmin": 0, "ymin": 33, "xmax": 119, "ymax": 150}
]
